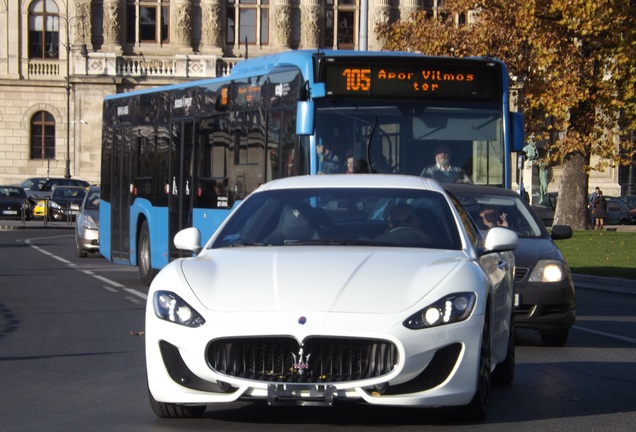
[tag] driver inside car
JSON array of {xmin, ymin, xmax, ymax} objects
[{"xmin": 375, "ymin": 203, "xmax": 431, "ymax": 244}]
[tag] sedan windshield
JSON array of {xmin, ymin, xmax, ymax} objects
[{"xmin": 211, "ymin": 188, "xmax": 462, "ymax": 250}]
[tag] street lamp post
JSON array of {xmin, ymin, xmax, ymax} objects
[
  {"xmin": 64, "ymin": 20, "xmax": 71, "ymax": 179},
  {"xmin": 61, "ymin": 3, "xmax": 87, "ymax": 179}
]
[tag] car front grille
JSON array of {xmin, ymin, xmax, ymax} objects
[
  {"xmin": 515, "ymin": 267, "xmax": 529, "ymax": 282},
  {"xmin": 207, "ymin": 336, "xmax": 398, "ymax": 384}
]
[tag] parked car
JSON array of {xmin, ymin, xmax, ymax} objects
[
  {"xmin": 615, "ymin": 195, "xmax": 636, "ymax": 224},
  {"xmin": 145, "ymin": 175, "xmax": 518, "ymax": 420},
  {"xmin": 0, "ymin": 186, "xmax": 32, "ymax": 221},
  {"xmin": 47, "ymin": 186, "xmax": 87, "ymax": 221},
  {"xmin": 19, "ymin": 177, "xmax": 90, "ymax": 202},
  {"xmin": 591, "ymin": 197, "xmax": 631, "ymax": 225},
  {"xmin": 75, "ymin": 185, "xmax": 100, "ymax": 257},
  {"xmin": 446, "ymin": 184, "xmax": 576, "ymax": 347}
]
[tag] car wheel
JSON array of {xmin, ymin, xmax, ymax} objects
[
  {"xmin": 463, "ymin": 314, "xmax": 492, "ymax": 421},
  {"xmin": 148, "ymin": 387, "xmax": 206, "ymax": 419},
  {"xmin": 540, "ymin": 328, "xmax": 569, "ymax": 347},
  {"xmin": 138, "ymin": 221, "xmax": 159, "ymax": 286}
]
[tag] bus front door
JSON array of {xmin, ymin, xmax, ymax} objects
[
  {"xmin": 168, "ymin": 120, "xmax": 195, "ymax": 260},
  {"xmin": 111, "ymin": 126, "xmax": 132, "ymax": 263}
]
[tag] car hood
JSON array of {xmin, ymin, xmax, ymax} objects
[
  {"xmin": 513, "ymin": 237, "xmax": 563, "ymax": 268},
  {"xmin": 0, "ymin": 198, "xmax": 24, "ymax": 206},
  {"xmin": 179, "ymin": 247, "xmax": 468, "ymax": 314}
]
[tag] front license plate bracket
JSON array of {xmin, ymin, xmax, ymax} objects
[{"xmin": 267, "ymin": 384, "xmax": 336, "ymax": 407}]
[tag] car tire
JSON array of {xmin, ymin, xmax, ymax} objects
[
  {"xmin": 463, "ymin": 314, "xmax": 491, "ymax": 421},
  {"xmin": 138, "ymin": 221, "xmax": 159, "ymax": 286},
  {"xmin": 148, "ymin": 387, "xmax": 206, "ymax": 419},
  {"xmin": 540, "ymin": 328, "xmax": 569, "ymax": 347}
]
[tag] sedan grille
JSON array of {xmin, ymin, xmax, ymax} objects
[
  {"xmin": 207, "ymin": 336, "xmax": 398, "ymax": 384},
  {"xmin": 515, "ymin": 267, "xmax": 529, "ymax": 282}
]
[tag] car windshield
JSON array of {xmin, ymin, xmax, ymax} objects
[
  {"xmin": 211, "ymin": 188, "xmax": 462, "ymax": 250},
  {"xmin": 52, "ymin": 187, "xmax": 86, "ymax": 199},
  {"xmin": 84, "ymin": 189, "xmax": 100, "ymax": 209},
  {"xmin": 452, "ymin": 192, "xmax": 544, "ymax": 238},
  {"xmin": 0, "ymin": 187, "xmax": 23, "ymax": 198}
]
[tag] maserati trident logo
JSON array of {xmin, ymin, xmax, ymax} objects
[{"xmin": 292, "ymin": 348, "xmax": 311, "ymax": 375}]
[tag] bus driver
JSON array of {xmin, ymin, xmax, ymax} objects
[{"xmin": 421, "ymin": 144, "xmax": 472, "ymax": 184}]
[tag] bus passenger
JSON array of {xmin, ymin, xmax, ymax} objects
[
  {"xmin": 421, "ymin": 144, "xmax": 472, "ymax": 184},
  {"xmin": 317, "ymin": 142, "xmax": 341, "ymax": 174}
]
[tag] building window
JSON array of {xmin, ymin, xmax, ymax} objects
[
  {"xmin": 226, "ymin": 0, "xmax": 269, "ymax": 46},
  {"xmin": 28, "ymin": 0, "xmax": 60, "ymax": 59},
  {"xmin": 324, "ymin": 0, "xmax": 356, "ymax": 49},
  {"xmin": 30, "ymin": 111, "xmax": 56, "ymax": 160},
  {"xmin": 126, "ymin": 0, "xmax": 170, "ymax": 45}
]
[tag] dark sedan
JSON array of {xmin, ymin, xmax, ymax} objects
[
  {"xmin": 48, "ymin": 186, "xmax": 87, "ymax": 221},
  {"xmin": 447, "ymin": 184, "xmax": 575, "ymax": 346},
  {"xmin": 0, "ymin": 186, "xmax": 32, "ymax": 221}
]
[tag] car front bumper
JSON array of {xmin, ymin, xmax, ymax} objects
[
  {"xmin": 514, "ymin": 276, "xmax": 576, "ymax": 331},
  {"xmin": 145, "ymin": 309, "xmax": 486, "ymax": 408}
]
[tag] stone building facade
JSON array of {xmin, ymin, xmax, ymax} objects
[{"xmin": 0, "ymin": 0, "xmax": 620, "ymax": 198}]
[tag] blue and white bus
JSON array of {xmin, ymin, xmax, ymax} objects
[{"xmin": 100, "ymin": 50, "xmax": 524, "ymax": 284}]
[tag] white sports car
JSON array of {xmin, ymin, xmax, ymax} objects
[{"xmin": 145, "ymin": 175, "xmax": 517, "ymax": 421}]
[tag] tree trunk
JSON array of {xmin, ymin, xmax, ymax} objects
[{"xmin": 553, "ymin": 152, "xmax": 590, "ymax": 230}]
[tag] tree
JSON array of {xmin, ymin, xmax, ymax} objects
[{"xmin": 377, "ymin": 0, "xmax": 636, "ymax": 229}]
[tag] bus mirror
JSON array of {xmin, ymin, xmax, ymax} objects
[
  {"xmin": 511, "ymin": 112, "xmax": 525, "ymax": 152},
  {"xmin": 311, "ymin": 83, "xmax": 326, "ymax": 99},
  {"xmin": 296, "ymin": 101, "xmax": 314, "ymax": 136}
]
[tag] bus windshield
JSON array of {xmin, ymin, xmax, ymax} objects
[{"xmin": 314, "ymin": 99, "xmax": 504, "ymax": 187}]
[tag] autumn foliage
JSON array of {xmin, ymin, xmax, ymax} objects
[{"xmin": 377, "ymin": 0, "xmax": 636, "ymax": 229}]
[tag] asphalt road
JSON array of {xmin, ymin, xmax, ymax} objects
[{"xmin": 1, "ymin": 228, "xmax": 635, "ymax": 432}]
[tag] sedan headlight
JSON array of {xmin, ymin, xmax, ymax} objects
[
  {"xmin": 528, "ymin": 260, "xmax": 568, "ymax": 283},
  {"xmin": 403, "ymin": 292, "xmax": 476, "ymax": 330},
  {"xmin": 153, "ymin": 291, "xmax": 205, "ymax": 327},
  {"xmin": 49, "ymin": 201, "xmax": 61, "ymax": 209}
]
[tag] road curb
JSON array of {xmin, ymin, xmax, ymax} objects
[{"xmin": 573, "ymin": 274, "xmax": 636, "ymax": 295}]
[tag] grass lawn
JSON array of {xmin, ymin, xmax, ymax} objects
[{"xmin": 554, "ymin": 230, "xmax": 636, "ymax": 280}]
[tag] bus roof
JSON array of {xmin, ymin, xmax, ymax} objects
[{"xmin": 103, "ymin": 50, "xmax": 507, "ymax": 101}]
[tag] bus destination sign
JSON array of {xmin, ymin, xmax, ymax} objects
[{"xmin": 321, "ymin": 58, "xmax": 501, "ymax": 102}]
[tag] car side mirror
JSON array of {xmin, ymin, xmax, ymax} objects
[
  {"xmin": 551, "ymin": 224, "xmax": 572, "ymax": 240},
  {"xmin": 174, "ymin": 227, "xmax": 202, "ymax": 254},
  {"xmin": 483, "ymin": 227, "xmax": 518, "ymax": 252}
]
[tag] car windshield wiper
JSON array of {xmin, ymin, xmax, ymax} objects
[
  {"xmin": 282, "ymin": 239, "xmax": 391, "ymax": 246},
  {"xmin": 223, "ymin": 242, "xmax": 276, "ymax": 248}
]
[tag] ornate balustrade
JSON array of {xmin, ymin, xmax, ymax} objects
[{"xmin": 27, "ymin": 53, "xmax": 241, "ymax": 80}]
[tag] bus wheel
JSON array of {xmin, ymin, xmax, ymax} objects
[{"xmin": 138, "ymin": 221, "xmax": 158, "ymax": 286}]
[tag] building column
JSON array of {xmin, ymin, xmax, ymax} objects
[
  {"xmin": 300, "ymin": 0, "xmax": 320, "ymax": 49},
  {"xmin": 273, "ymin": 0, "xmax": 292, "ymax": 50},
  {"xmin": 371, "ymin": 0, "xmax": 392, "ymax": 50},
  {"xmin": 399, "ymin": 0, "xmax": 421, "ymax": 20},
  {"xmin": 171, "ymin": 0, "xmax": 194, "ymax": 53},
  {"xmin": 102, "ymin": 0, "xmax": 122, "ymax": 53},
  {"xmin": 199, "ymin": 0, "xmax": 223, "ymax": 54}
]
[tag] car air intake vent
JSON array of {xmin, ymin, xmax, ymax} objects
[
  {"xmin": 515, "ymin": 267, "xmax": 529, "ymax": 282},
  {"xmin": 207, "ymin": 336, "xmax": 398, "ymax": 384}
]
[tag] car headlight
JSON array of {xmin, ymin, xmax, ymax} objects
[
  {"xmin": 528, "ymin": 260, "xmax": 568, "ymax": 283},
  {"xmin": 49, "ymin": 201, "xmax": 61, "ymax": 209},
  {"xmin": 403, "ymin": 292, "xmax": 476, "ymax": 330},
  {"xmin": 81, "ymin": 214, "xmax": 99, "ymax": 230},
  {"xmin": 153, "ymin": 291, "xmax": 205, "ymax": 327}
]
